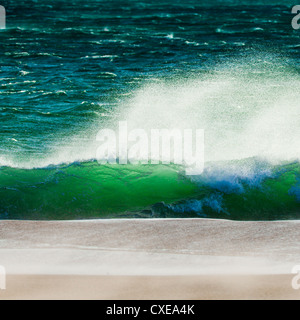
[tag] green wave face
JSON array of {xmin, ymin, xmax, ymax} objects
[
  {"xmin": 0, "ymin": 160, "xmax": 299, "ymax": 221},
  {"xmin": 220, "ymin": 162, "xmax": 300, "ymax": 220},
  {"xmin": 0, "ymin": 162, "xmax": 197, "ymax": 220},
  {"xmin": 145, "ymin": 161, "xmax": 300, "ymax": 221}
]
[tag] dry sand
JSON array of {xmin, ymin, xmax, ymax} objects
[{"xmin": 0, "ymin": 219, "xmax": 300, "ymax": 300}]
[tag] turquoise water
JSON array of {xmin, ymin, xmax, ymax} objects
[{"xmin": 0, "ymin": 1, "xmax": 300, "ymax": 220}]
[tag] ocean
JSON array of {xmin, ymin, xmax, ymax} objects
[{"xmin": 0, "ymin": 0, "xmax": 300, "ymax": 220}]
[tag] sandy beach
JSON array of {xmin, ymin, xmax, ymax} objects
[{"xmin": 0, "ymin": 219, "xmax": 300, "ymax": 300}]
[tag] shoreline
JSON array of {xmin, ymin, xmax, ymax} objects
[{"xmin": 0, "ymin": 218, "xmax": 300, "ymax": 299}]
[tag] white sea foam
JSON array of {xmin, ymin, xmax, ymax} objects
[{"xmin": 2, "ymin": 55, "xmax": 300, "ymax": 172}]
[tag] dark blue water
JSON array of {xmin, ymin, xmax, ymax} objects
[{"xmin": 0, "ymin": 0, "xmax": 300, "ymax": 220}]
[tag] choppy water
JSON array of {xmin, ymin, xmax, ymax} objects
[{"xmin": 0, "ymin": 0, "xmax": 300, "ymax": 220}]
